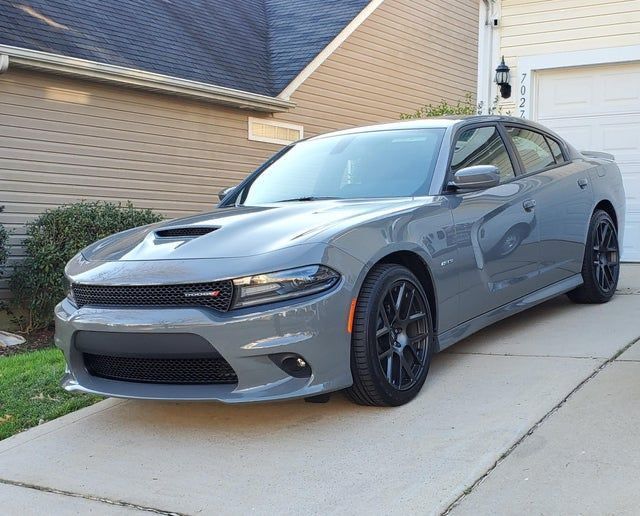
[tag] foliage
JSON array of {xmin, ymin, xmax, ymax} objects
[
  {"xmin": 400, "ymin": 93, "xmax": 513, "ymax": 119},
  {"xmin": 9, "ymin": 201, "xmax": 163, "ymax": 331},
  {"xmin": 481, "ymin": 95, "xmax": 512, "ymax": 117},
  {"xmin": 0, "ymin": 348, "xmax": 101, "ymax": 440},
  {"xmin": 400, "ymin": 93, "xmax": 478, "ymax": 119},
  {"xmin": 0, "ymin": 206, "xmax": 8, "ymax": 278}
]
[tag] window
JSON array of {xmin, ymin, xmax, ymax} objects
[
  {"xmin": 546, "ymin": 137, "xmax": 565, "ymax": 164},
  {"xmin": 248, "ymin": 118, "xmax": 303, "ymax": 145},
  {"xmin": 451, "ymin": 126, "xmax": 515, "ymax": 183},
  {"xmin": 240, "ymin": 128, "xmax": 445, "ymax": 205},
  {"xmin": 506, "ymin": 127, "xmax": 555, "ymax": 174}
]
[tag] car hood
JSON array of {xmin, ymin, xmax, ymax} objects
[{"xmin": 81, "ymin": 198, "xmax": 426, "ymax": 262}]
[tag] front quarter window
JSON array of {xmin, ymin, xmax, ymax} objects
[{"xmin": 240, "ymin": 128, "xmax": 445, "ymax": 205}]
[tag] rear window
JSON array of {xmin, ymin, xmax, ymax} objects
[{"xmin": 506, "ymin": 127, "xmax": 555, "ymax": 174}]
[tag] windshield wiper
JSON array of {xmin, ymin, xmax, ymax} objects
[{"xmin": 275, "ymin": 196, "xmax": 340, "ymax": 203}]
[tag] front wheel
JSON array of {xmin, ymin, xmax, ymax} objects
[
  {"xmin": 568, "ymin": 209, "xmax": 620, "ymax": 304},
  {"xmin": 345, "ymin": 264, "xmax": 434, "ymax": 406}
]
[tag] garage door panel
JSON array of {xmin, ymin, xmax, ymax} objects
[
  {"xmin": 623, "ymin": 211, "xmax": 640, "ymax": 261},
  {"xmin": 536, "ymin": 61, "xmax": 640, "ymax": 261},
  {"xmin": 537, "ymin": 63, "xmax": 640, "ymax": 118},
  {"xmin": 621, "ymin": 163, "xmax": 640, "ymax": 208},
  {"xmin": 601, "ymin": 69, "xmax": 640, "ymax": 109}
]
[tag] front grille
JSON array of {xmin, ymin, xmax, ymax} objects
[
  {"xmin": 83, "ymin": 353, "xmax": 238, "ymax": 384},
  {"xmin": 72, "ymin": 281, "xmax": 234, "ymax": 311},
  {"xmin": 155, "ymin": 227, "xmax": 217, "ymax": 238}
]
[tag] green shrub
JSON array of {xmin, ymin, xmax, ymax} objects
[
  {"xmin": 400, "ymin": 93, "xmax": 478, "ymax": 119},
  {"xmin": 9, "ymin": 201, "xmax": 163, "ymax": 331},
  {"xmin": 0, "ymin": 206, "xmax": 8, "ymax": 277}
]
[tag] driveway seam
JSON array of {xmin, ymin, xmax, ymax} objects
[
  {"xmin": 440, "ymin": 334, "xmax": 640, "ymax": 516},
  {"xmin": 0, "ymin": 477, "xmax": 187, "ymax": 515},
  {"xmin": 444, "ymin": 351, "xmax": 603, "ymax": 359}
]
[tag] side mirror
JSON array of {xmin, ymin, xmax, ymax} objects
[
  {"xmin": 450, "ymin": 165, "xmax": 500, "ymax": 190},
  {"xmin": 218, "ymin": 186, "xmax": 237, "ymax": 202}
]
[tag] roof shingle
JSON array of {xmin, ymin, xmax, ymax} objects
[{"xmin": 0, "ymin": 0, "xmax": 370, "ymax": 96}]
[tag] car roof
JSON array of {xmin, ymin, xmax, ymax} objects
[{"xmin": 306, "ymin": 115, "xmax": 536, "ymax": 141}]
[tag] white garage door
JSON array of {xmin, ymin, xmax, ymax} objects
[{"xmin": 535, "ymin": 62, "xmax": 640, "ymax": 261}]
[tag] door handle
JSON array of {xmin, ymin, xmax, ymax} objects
[
  {"xmin": 522, "ymin": 199, "xmax": 536, "ymax": 212},
  {"xmin": 577, "ymin": 178, "xmax": 589, "ymax": 189}
]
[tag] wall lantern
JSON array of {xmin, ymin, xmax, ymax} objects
[{"xmin": 495, "ymin": 56, "xmax": 511, "ymax": 99}]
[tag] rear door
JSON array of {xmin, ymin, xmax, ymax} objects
[
  {"xmin": 504, "ymin": 124, "xmax": 594, "ymax": 286},
  {"xmin": 447, "ymin": 124, "xmax": 541, "ymax": 322}
]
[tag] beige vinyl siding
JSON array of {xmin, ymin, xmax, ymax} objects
[
  {"xmin": 0, "ymin": 69, "xmax": 281, "ymax": 296},
  {"xmin": 498, "ymin": 0, "xmax": 640, "ymax": 112},
  {"xmin": 501, "ymin": 0, "xmax": 640, "ymax": 57},
  {"xmin": 274, "ymin": 0, "xmax": 479, "ymax": 136}
]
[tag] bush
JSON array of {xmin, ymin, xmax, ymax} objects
[
  {"xmin": 10, "ymin": 201, "xmax": 163, "ymax": 331},
  {"xmin": 0, "ymin": 206, "xmax": 8, "ymax": 277},
  {"xmin": 400, "ymin": 93, "xmax": 478, "ymax": 119}
]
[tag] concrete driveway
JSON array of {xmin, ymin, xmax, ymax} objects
[{"xmin": 2, "ymin": 266, "xmax": 639, "ymax": 515}]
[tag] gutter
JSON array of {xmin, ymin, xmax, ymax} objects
[{"xmin": 0, "ymin": 45, "xmax": 294, "ymax": 113}]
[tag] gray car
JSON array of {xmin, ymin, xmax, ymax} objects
[{"xmin": 56, "ymin": 116, "xmax": 625, "ymax": 406}]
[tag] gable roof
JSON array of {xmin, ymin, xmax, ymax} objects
[{"xmin": 0, "ymin": 0, "xmax": 371, "ymax": 98}]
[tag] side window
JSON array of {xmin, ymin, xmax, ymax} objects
[
  {"xmin": 506, "ymin": 127, "xmax": 555, "ymax": 173},
  {"xmin": 546, "ymin": 137, "xmax": 565, "ymax": 163},
  {"xmin": 451, "ymin": 126, "xmax": 515, "ymax": 183}
]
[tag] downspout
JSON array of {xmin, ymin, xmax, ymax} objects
[
  {"xmin": 477, "ymin": 0, "xmax": 493, "ymax": 114},
  {"xmin": 483, "ymin": 0, "xmax": 493, "ymax": 112}
]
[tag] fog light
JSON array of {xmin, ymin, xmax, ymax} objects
[{"xmin": 270, "ymin": 353, "xmax": 312, "ymax": 379}]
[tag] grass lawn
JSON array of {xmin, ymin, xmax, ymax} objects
[{"xmin": 0, "ymin": 347, "xmax": 101, "ymax": 440}]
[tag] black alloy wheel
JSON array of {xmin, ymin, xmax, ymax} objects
[
  {"xmin": 376, "ymin": 279, "xmax": 429, "ymax": 391},
  {"xmin": 346, "ymin": 264, "xmax": 434, "ymax": 406},
  {"xmin": 568, "ymin": 209, "xmax": 620, "ymax": 304},
  {"xmin": 592, "ymin": 217, "xmax": 619, "ymax": 293}
]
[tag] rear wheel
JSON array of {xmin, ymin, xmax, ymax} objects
[
  {"xmin": 345, "ymin": 264, "xmax": 434, "ymax": 406},
  {"xmin": 568, "ymin": 209, "xmax": 620, "ymax": 304}
]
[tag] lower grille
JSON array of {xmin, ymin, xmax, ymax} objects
[{"xmin": 83, "ymin": 353, "xmax": 238, "ymax": 385}]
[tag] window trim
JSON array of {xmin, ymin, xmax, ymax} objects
[
  {"xmin": 442, "ymin": 122, "xmax": 519, "ymax": 193},
  {"xmin": 544, "ymin": 134, "xmax": 567, "ymax": 164}
]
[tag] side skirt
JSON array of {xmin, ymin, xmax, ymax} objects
[{"xmin": 435, "ymin": 274, "xmax": 583, "ymax": 352}]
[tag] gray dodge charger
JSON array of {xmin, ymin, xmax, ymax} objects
[{"xmin": 56, "ymin": 116, "xmax": 625, "ymax": 406}]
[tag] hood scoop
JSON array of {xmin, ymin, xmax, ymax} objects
[{"xmin": 155, "ymin": 226, "xmax": 218, "ymax": 238}]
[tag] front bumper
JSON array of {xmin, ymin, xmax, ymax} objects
[{"xmin": 54, "ymin": 280, "xmax": 354, "ymax": 403}]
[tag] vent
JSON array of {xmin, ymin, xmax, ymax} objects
[
  {"xmin": 156, "ymin": 227, "xmax": 216, "ymax": 238},
  {"xmin": 83, "ymin": 353, "xmax": 238, "ymax": 384},
  {"xmin": 248, "ymin": 117, "xmax": 303, "ymax": 145},
  {"xmin": 72, "ymin": 281, "xmax": 234, "ymax": 312}
]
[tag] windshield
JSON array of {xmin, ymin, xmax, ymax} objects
[{"xmin": 240, "ymin": 128, "xmax": 445, "ymax": 205}]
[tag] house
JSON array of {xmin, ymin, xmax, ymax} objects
[
  {"xmin": 0, "ymin": 0, "xmax": 479, "ymax": 296},
  {"xmin": 476, "ymin": 0, "xmax": 640, "ymax": 261}
]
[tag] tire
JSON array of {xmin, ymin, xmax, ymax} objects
[
  {"xmin": 345, "ymin": 264, "xmax": 434, "ymax": 406},
  {"xmin": 567, "ymin": 209, "xmax": 620, "ymax": 304}
]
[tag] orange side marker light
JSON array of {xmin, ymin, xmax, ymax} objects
[{"xmin": 347, "ymin": 298, "xmax": 357, "ymax": 333}]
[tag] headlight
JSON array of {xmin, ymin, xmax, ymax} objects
[
  {"xmin": 232, "ymin": 265, "xmax": 340, "ymax": 308},
  {"xmin": 63, "ymin": 276, "xmax": 76, "ymax": 305}
]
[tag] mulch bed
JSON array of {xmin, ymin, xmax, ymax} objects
[{"xmin": 0, "ymin": 327, "xmax": 55, "ymax": 357}]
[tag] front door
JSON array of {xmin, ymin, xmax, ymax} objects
[{"xmin": 447, "ymin": 124, "xmax": 541, "ymax": 322}]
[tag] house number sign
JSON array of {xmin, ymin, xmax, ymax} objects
[{"xmin": 519, "ymin": 72, "xmax": 527, "ymax": 118}]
